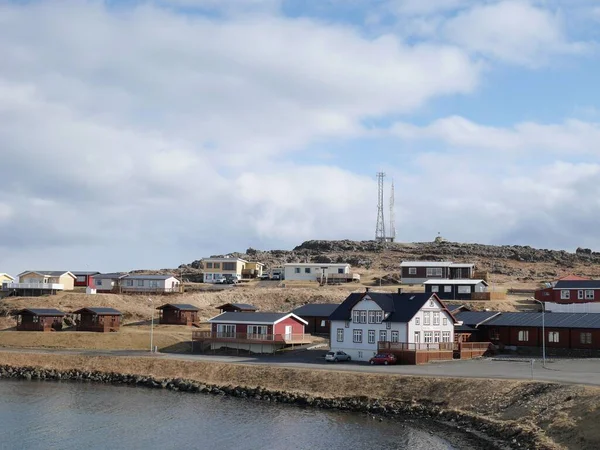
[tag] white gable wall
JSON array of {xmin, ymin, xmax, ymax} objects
[{"xmin": 408, "ymin": 297, "xmax": 455, "ymax": 344}]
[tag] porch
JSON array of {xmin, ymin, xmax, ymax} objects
[
  {"xmin": 377, "ymin": 341, "xmax": 491, "ymax": 364},
  {"xmin": 191, "ymin": 331, "xmax": 312, "ymax": 354}
]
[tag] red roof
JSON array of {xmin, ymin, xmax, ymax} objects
[{"xmin": 557, "ymin": 274, "xmax": 591, "ymax": 281}]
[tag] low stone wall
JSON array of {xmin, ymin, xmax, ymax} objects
[{"xmin": 0, "ymin": 364, "xmax": 549, "ymax": 449}]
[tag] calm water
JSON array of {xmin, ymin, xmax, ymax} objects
[{"xmin": 0, "ymin": 380, "xmax": 461, "ymax": 450}]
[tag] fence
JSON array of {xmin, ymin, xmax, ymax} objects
[
  {"xmin": 471, "ymin": 291, "xmax": 506, "ymax": 300},
  {"xmin": 192, "ymin": 331, "xmax": 309, "ymax": 344}
]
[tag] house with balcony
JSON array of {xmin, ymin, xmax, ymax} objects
[
  {"xmin": 400, "ymin": 261, "xmax": 475, "ymax": 285},
  {"xmin": 193, "ymin": 312, "xmax": 310, "ymax": 353},
  {"xmin": 120, "ymin": 274, "xmax": 181, "ymax": 293},
  {"xmin": 201, "ymin": 257, "xmax": 247, "ymax": 283},
  {"xmin": 535, "ymin": 279, "xmax": 600, "ymax": 304},
  {"xmin": 241, "ymin": 262, "xmax": 264, "ymax": 279},
  {"xmin": 2, "ymin": 271, "xmax": 77, "ymax": 296},
  {"xmin": 283, "ymin": 263, "xmax": 360, "ymax": 283},
  {"xmin": 72, "ymin": 271, "xmax": 100, "ymax": 287},
  {"xmin": 0, "ymin": 273, "xmax": 15, "ymax": 287},
  {"xmin": 328, "ymin": 289, "xmax": 457, "ymax": 363}
]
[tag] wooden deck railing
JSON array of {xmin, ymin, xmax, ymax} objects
[
  {"xmin": 192, "ymin": 331, "xmax": 310, "ymax": 344},
  {"xmin": 378, "ymin": 342, "xmax": 454, "ymax": 352}
]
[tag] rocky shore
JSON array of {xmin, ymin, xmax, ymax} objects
[{"xmin": 0, "ymin": 364, "xmax": 548, "ymax": 449}]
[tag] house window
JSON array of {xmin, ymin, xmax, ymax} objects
[
  {"xmin": 338, "ymin": 268, "xmax": 344, "ymax": 274},
  {"xmin": 433, "ymin": 312, "xmax": 440, "ymax": 326},
  {"xmin": 457, "ymin": 286, "xmax": 472, "ymax": 294},
  {"xmin": 580, "ymin": 332, "xmax": 592, "ymax": 344},
  {"xmin": 295, "ymin": 268, "xmax": 301, "ymax": 274},
  {"xmin": 391, "ymin": 331, "xmax": 399, "ymax": 342},
  {"xmin": 586, "ymin": 290, "xmax": 594, "ymax": 300},
  {"xmin": 217, "ymin": 324, "xmax": 236, "ymax": 337},
  {"xmin": 424, "ymin": 331, "xmax": 433, "ymax": 343},
  {"xmin": 345, "ymin": 321, "xmax": 349, "ymax": 328},
  {"xmin": 247, "ymin": 325, "xmax": 268, "ymax": 336},
  {"xmin": 150, "ymin": 280, "xmax": 159, "ymax": 288},
  {"xmin": 223, "ymin": 262, "xmax": 235, "ymax": 271},
  {"xmin": 429, "ymin": 300, "xmax": 434, "ymax": 307},
  {"xmin": 578, "ymin": 290, "xmax": 584, "ymax": 300},
  {"xmin": 386, "ymin": 321, "xmax": 391, "ymax": 329},
  {"xmin": 442, "ymin": 331, "xmax": 451, "ymax": 342},
  {"xmin": 434, "ymin": 331, "xmax": 440, "ymax": 343},
  {"xmin": 415, "ymin": 317, "xmax": 420, "ymax": 325},
  {"xmin": 518, "ymin": 330, "xmax": 529, "ymax": 342},
  {"xmin": 444, "ymin": 286, "xmax": 452, "ymax": 293},
  {"xmin": 408, "ymin": 267, "xmax": 416, "ymax": 275},
  {"xmin": 353, "ymin": 311, "xmax": 360, "ymax": 323},
  {"xmin": 426, "ymin": 268, "xmax": 443, "ymax": 277},
  {"xmin": 368, "ymin": 330, "xmax": 376, "ymax": 344},
  {"xmin": 353, "ymin": 329, "xmax": 362, "ymax": 343},
  {"xmin": 431, "ymin": 285, "xmax": 439, "ymax": 293},
  {"xmin": 96, "ymin": 279, "xmax": 102, "ymax": 286},
  {"xmin": 368, "ymin": 311, "xmax": 375, "ymax": 324},
  {"xmin": 560, "ymin": 290, "xmax": 570, "ymax": 300},
  {"xmin": 76, "ymin": 275, "xmax": 86, "ymax": 283},
  {"xmin": 305, "ymin": 268, "xmax": 311, "ymax": 274},
  {"xmin": 490, "ymin": 329, "xmax": 500, "ymax": 340},
  {"xmin": 136, "ymin": 279, "xmax": 143, "ymax": 287},
  {"xmin": 414, "ymin": 331, "xmax": 420, "ymax": 343},
  {"xmin": 214, "ymin": 263, "xmax": 220, "ymax": 269},
  {"xmin": 336, "ymin": 329, "xmax": 344, "ymax": 342},
  {"xmin": 379, "ymin": 330, "xmax": 387, "ymax": 343},
  {"xmin": 126, "ymin": 279, "xmax": 133, "ymax": 287},
  {"xmin": 360, "ymin": 311, "xmax": 367, "ymax": 323},
  {"xmin": 206, "ymin": 262, "xmax": 213, "ymax": 269},
  {"xmin": 320, "ymin": 320, "xmax": 326, "ymax": 327},
  {"xmin": 548, "ymin": 331, "xmax": 559, "ymax": 343},
  {"xmin": 375, "ymin": 311, "xmax": 383, "ymax": 323},
  {"xmin": 423, "ymin": 312, "xmax": 431, "ymax": 326},
  {"xmin": 443, "ymin": 318, "xmax": 448, "ymax": 326}
]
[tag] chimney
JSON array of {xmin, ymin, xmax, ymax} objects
[
  {"xmin": 365, "ymin": 287, "xmax": 370, "ymax": 293},
  {"xmin": 398, "ymin": 288, "xmax": 403, "ymax": 294}
]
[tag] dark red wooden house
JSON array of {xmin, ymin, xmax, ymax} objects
[
  {"xmin": 72, "ymin": 271, "xmax": 100, "ymax": 287},
  {"xmin": 73, "ymin": 307, "xmax": 122, "ymax": 332},
  {"xmin": 216, "ymin": 303, "xmax": 257, "ymax": 313},
  {"xmin": 157, "ymin": 303, "xmax": 199, "ymax": 326},
  {"xmin": 15, "ymin": 308, "xmax": 65, "ymax": 332},
  {"xmin": 291, "ymin": 303, "xmax": 339, "ymax": 335}
]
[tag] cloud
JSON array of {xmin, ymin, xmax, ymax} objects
[{"xmin": 441, "ymin": 1, "xmax": 589, "ymax": 66}]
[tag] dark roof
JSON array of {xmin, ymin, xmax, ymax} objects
[
  {"xmin": 485, "ymin": 312, "xmax": 600, "ymax": 329},
  {"xmin": 445, "ymin": 304, "xmax": 470, "ymax": 313},
  {"xmin": 71, "ymin": 271, "xmax": 100, "ymax": 276},
  {"xmin": 209, "ymin": 312, "xmax": 290, "ymax": 323},
  {"xmin": 554, "ymin": 280, "xmax": 600, "ymax": 289},
  {"xmin": 455, "ymin": 324, "xmax": 477, "ymax": 333},
  {"xmin": 22, "ymin": 271, "xmax": 71, "ymax": 277},
  {"xmin": 454, "ymin": 311, "xmax": 501, "ymax": 327},
  {"xmin": 73, "ymin": 307, "xmax": 121, "ymax": 315},
  {"xmin": 292, "ymin": 303, "xmax": 340, "ymax": 317},
  {"xmin": 217, "ymin": 303, "xmax": 257, "ymax": 311},
  {"xmin": 329, "ymin": 292, "xmax": 448, "ymax": 323},
  {"xmin": 125, "ymin": 274, "xmax": 176, "ymax": 280},
  {"xmin": 156, "ymin": 303, "xmax": 198, "ymax": 311},
  {"xmin": 93, "ymin": 272, "xmax": 127, "ymax": 280},
  {"xmin": 16, "ymin": 308, "xmax": 65, "ymax": 316}
]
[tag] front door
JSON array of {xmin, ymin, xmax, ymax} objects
[{"xmin": 285, "ymin": 325, "xmax": 293, "ymax": 341}]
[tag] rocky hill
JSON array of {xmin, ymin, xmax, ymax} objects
[{"xmin": 180, "ymin": 240, "xmax": 600, "ymax": 283}]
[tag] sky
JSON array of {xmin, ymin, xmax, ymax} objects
[{"xmin": 1, "ymin": 0, "xmax": 600, "ymax": 275}]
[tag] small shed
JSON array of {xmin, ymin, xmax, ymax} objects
[
  {"xmin": 73, "ymin": 307, "xmax": 122, "ymax": 332},
  {"xmin": 15, "ymin": 308, "xmax": 65, "ymax": 332},
  {"xmin": 216, "ymin": 303, "xmax": 257, "ymax": 313},
  {"xmin": 292, "ymin": 303, "xmax": 340, "ymax": 335},
  {"xmin": 424, "ymin": 279, "xmax": 489, "ymax": 300},
  {"xmin": 157, "ymin": 303, "xmax": 199, "ymax": 326}
]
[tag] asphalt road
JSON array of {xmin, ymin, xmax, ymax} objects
[{"xmin": 3, "ymin": 347, "xmax": 600, "ymax": 386}]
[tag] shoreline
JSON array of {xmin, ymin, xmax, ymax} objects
[{"xmin": 0, "ymin": 351, "xmax": 592, "ymax": 449}]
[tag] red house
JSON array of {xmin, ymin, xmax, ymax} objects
[
  {"xmin": 535, "ymin": 279, "xmax": 600, "ymax": 304},
  {"xmin": 72, "ymin": 271, "xmax": 100, "ymax": 287},
  {"xmin": 15, "ymin": 308, "xmax": 65, "ymax": 332},
  {"xmin": 193, "ymin": 312, "xmax": 310, "ymax": 353}
]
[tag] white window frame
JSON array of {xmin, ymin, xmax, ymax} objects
[
  {"xmin": 414, "ymin": 331, "xmax": 420, "ymax": 343},
  {"xmin": 353, "ymin": 329, "xmax": 362, "ymax": 343},
  {"xmin": 360, "ymin": 311, "xmax": 367, "ymax": 324},
  {"xmin": 580, "ymin": 332, "xmax": 592, "ymax": 344},
  {"xmin": 408, "ymin": 267, "xmax": 416, "ymax": 275},
  {"xmin": 585, "ymin": 290, "xmax": 594, "ymax": 300},
  {"xmin": 426, "ymin": 268, "xmax": 443, "ymax": 277},
  {"xmin": 368, "ymin": 311, "xmax": 375, "ymax": 324},
  {"xmin": 424, "ymin": 331, "xmax": 433, "ymax": 343},
  {"xmin": 352, "ymin": 311, "xmax": 360, "ymax": 323},
  {"xmin": 578, "ymin": 290, "xmax": 584, "ymax": 300},
  {"xmin": 434, "ymin": 331, "xmax": 440, "ymax": 343},
  {"xmin": 560, "ymin": 290, "xmax": 570, "ymax": 300},
  {"xmin": 368, "ymin": 330, "xmax": 376, "ymax": 344},
  {"xmin": 444, "ymin": 285, "xmax": 452, "ymax": 293},
  {"xmin": 149, "ymin": 280, "xmax": 159, "ymax": 288},
  {"xmin": 217, "ymin": 324, "xmax": 236, "ymax": 337},
  {"xmin": 391, "ymin": 331, "xmax": 399, "ymax": 342},
  {"xmin": 137, "ymin": 279, "xmax": 144, "ymax": 287},
  {"xmin": 442, "ymin": 331, "xmax": 451, "ymax": 342},
  {"xmin": 548, "ymin": 331, "xmax": 559, "ymax": 343},
  {"xmin": 379, "ymin": 330, "xmax": 387, "ymax": 343},
  {"xmin": 457, "ymin": 285, "xmax": 472, "ymax": 294},
  {"xmin": 518, "ymin": 330, "xmax": 529, "ymax": 342},
  {"xmin": 433, "ymin": 312, "xmax": 440, "ymax": 326},
  {"xmin": 423, "ymin": 312, "xmax": 430, "ymax": 326},
  {"xmin": 431, "ymin": 285, "xmax": 439, "ymax": 293},
  {"xmin": 415, "ymin": 316, "xmax": 420, "ymax": 325},
  {"xmin": 375, "ymin": 311, "xmax": 383, "ymax": 323},
  {"xmin": 126, "ymin": 279, "xmax": 134, "ymax": 287},
  {"xmin": 336, "ymin": 328, "xmax": 344, "ymax": 342}
]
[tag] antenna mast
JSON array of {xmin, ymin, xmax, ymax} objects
[
  {"xmin": 389, "ymin": 179, "xmax": 396, "ymax": 242},
  {"xmin": 375, "ymin": 172, "xmax": 386, "ymax": 242}
]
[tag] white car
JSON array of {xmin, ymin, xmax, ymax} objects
[{"xmin": 325, "ymin": 351, "xmax": 351, "ymax": 362}]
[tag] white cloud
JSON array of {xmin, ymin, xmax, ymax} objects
[{"xmin": 441, "ymin": 0, "xmax": 588, "ymax": 66}]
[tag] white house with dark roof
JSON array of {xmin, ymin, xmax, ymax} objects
[
  {"xmin": 283, "ymin": 263, "xmax": 360, "ymax": 283},
  {"xmin": 329, "ymin": 289, "xmax": 456, "ymax": 361},
  {"xmin": 121, "ymin": 274, "xmax": 181, "ymax": 293},
  {"xmin": 400, "ymin": 261, "xmax": 475, "ymax": 285},
  {"xmin": 93, "ymin": 273, "xmax": 128, "ymax": 293}
]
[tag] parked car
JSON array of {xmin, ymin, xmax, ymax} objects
[
  {"xmin": 271, "ymin": 274, "xmax": 281, "ymax": 280},
  {"xmin": 259, "ymin": 274, "xmax": 270, "ymax": 280},
  {"xmin": 369, "ymin": 353, "xmax": 397, "ymax": 365},
  {"xmin": 325, "ymin": 351, "xmax": 351, "ymax": 362},
  {"xmin": 224, "ymin": 278, "xmax": 238, "ymax": 284}
]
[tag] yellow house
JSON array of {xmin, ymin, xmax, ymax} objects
[
  {"xmin": 202, "ymin": 258, "xmax": 247, "ymax": 283},
  {"xmin": 242, "ymin": 262, "xmax": 264, "ymax": 279},
  {"xmin": 0, "ymin": 273, "xmax": 15, "ymax": 286},
  {"xmin": 17, "ymin": 271, "xmax": 77, "ymax": 291}
]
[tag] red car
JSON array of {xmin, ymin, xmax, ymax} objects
[{"xmin": 369, "ymin": 353, "xmax": 397, "ymax": 365}]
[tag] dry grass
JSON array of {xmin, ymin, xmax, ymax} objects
[{"xmin": 2, "ymin": 351, "xmax": 600, "ymax": 449}]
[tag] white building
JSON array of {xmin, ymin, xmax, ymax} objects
[
  {"xmin": 283, "ymin": 263, "xmax": 358, "ymax": 283},
  {"xmin": 120, "ymin": 274, "xmax": 181, "ymax": 293},
  {"xmin": 329, "ymin": 289, "xmax": 456, "ymax": 361}
]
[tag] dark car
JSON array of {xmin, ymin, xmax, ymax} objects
[{"xmin": 369, "ymin": 353, "xmax": 397, "ymax": 365}]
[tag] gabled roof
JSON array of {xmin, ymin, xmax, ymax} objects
[
  {"xmin": 18, "ymin": 271, "xmax": 76, "ymax": 278},
  {"xmin": 124, "ymin": 274, "xmax": 177, "ymax": 280},
  {"xmin": 283, "ymin": 263, "xmax": 350, "ymax": 267},
  {"xmin": 203, "ymin": 257, "xmax": 248, "ymax": 263},
  {"xmin": 16, "ymin": 308, "xmax": 65, "ymax": 316},
  {"xmin": 292, "ymin": 303, "xmax": 340, "ymax": 317},
  {"xmin": 0, "ymin": 273, "xmax": 15, "ymax": 280},
  {"xmin": 554, "ymin": 280, "xmax": 600, "ymax": 290},
  {"xmin": 454, "ymin": 311, "xmax": 501, "ymax": 327},
  {"xmin": 156, "ymin": 303, "xmax": 199, "ymax": 311},
  {"xmin": 216, "ymin": 303, "xmax": 257, "ymax": 311},
  {"xmin": 93, "ymin": 272, "xmax": 128, "ymax": 280},
  {"xmin": 424, "ymin": 279, "xmax": 488, "ymax": 286},
  {"xmin": 400, "ymin": 261, "xmax": 452, "ymax": 268},
  {"xmin": 208, "ymin": 312, "xmax": 308, "ymax": 325},
  {"xmin": 484, "ymin": 312, "xmax": 600, "ymax": 329},
  {"xmin": 445, "ymin": 304, "xmax": 470, "ymax": 313},
  {"xmin": 72, "ymin": 271, "xmax": 101, "ymax": 276},
  {"xmin": 329, "ymin": 292, "xmax": 456, "ymax": 324},
  {"xmin": 557, "ymin": 274, "xmax": 591, "ymax": 281},
  {"xmin": 72, "ymin": 307, "xmax": 122, "ymax": 315}
]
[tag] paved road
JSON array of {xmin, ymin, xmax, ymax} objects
[{"xmin": 3, "ymin": 347, "xmax": 600, "ymax": 386}]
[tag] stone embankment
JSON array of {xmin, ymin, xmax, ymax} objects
[{"xmin": 1, "ymin": 364, "xmax": 533, "ymax": 449}]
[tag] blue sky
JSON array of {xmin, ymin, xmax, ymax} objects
[{"xmin": 0, "ymin": 0, "xmax": 599, "ymax": 274}]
